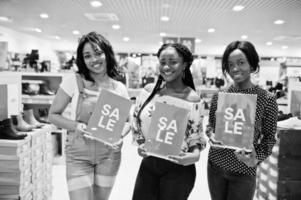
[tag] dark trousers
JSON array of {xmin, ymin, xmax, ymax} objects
[
  {"xmin": 207, "ymin": 161, "xmax": 256, "ymax": 200},
  {"xmin": 132, "ymin": 156, "xmax": 196, "ymax": 200}
]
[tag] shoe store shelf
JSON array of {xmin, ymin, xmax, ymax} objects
[
  {"xmin": 0, "ymin": 125, "xmax": 53, "ymax": 199},
  {"xmin": 22, "ymin": 94, "xmax": 55, "ymax": 105}
]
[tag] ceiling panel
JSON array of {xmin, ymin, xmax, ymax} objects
[{"xmin": 0, "ymin": 0, "xmax": 300, "ymax": 55}]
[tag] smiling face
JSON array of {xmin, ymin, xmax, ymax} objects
[
  {"xmin": 83, "ymin": 42, "xmax": 107, "ymax": 75},
  {"xmin": 227, "ymin": 49, "xmax": 253, "ymax": 88},
  {"xmin": 158, "ymin": 47, "xmax": 186, "ymax": 83}
]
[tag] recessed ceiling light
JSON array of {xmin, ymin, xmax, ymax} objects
[
  {"xmin": 72, "ymin": 30, "xmax": 80, "ymax": 35},
  {"xmin": 123, "ymin": 37, "xmax": 130, "ymax": 42},
  {"xmin": 208, "ymin": 28, "xmax": 215, "ymax": 33},
  {"xmin": 55, "ymin": 36, "xmax": 60, "ymax": 40},
  {"xmin": 161, "ymin": 16, "xmax": 169, "ymax": 21},
  {"xmin": 90, "ymin": 1, "xmax": 102, "ymax": 7},
  {"xmin": 241, "ymin": 35, "xmax": 248, "ymax": 40},
  {"xmin": 274, "ymin": 20, "xmax": 285, "ymax": 25},
  {"xmin": 162, "ymin": 4, "xmax": 171, "ymax": 8},
  {"xmin": 0, "ymin": 16, "xmax": 12, "ymax": 22},
  {"xmin": 160, "ymin": 32, "xmax": 167, "ymax": 37},
  {"xmin": 40, "ymin": 13, "xmax": 49, "ymax": 19},
  {"xmin": 232, "ymin": 5, "xmax": 245, "ymax": 11},
  {"xmin": 282, "ymin": 45, "xmax": 288, "ymax": 49},
  {"xmin": 266, "ymin": 41, "xmax": 272, "ymax": 45},
  {"xmin": 195, "ymin": 38, "xmax": 202, "ymax": 43},
  {"xmin": 112, "ymin": 24, "xmax": 120, "ymax": 30},
  {"xmin": 35, "ymin": 28, "xmax": 42, "ymax": 33}
]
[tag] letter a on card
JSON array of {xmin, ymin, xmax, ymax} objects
[
  {"xmin": 86, "ymin": 89, "xmax": 132, "ymax": 145},
  {"xmin": 144, "ymin": 102, "xmax": 189, "ymax": 160},
  {"xmin": 214, "ymin": 92, "xmax": 257, "ymax": 150}
]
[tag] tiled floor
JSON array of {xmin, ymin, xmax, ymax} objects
[{"xmin": 51, "ymin": 119, "xmax": 211, "ymax": 200}]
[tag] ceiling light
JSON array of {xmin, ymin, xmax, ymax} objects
[
  {"xmin": 208, "ymin": 28, "xmax": 215, "ymax": 33},
  {"xmin": 112, "ymin": 24, "xmax": 120, "ymax": 30},
  {"xmin": 160, "ymin": 32, "xmax": 166, "ymax": 37},
  {"xmin": 35, "ymin": 28, "xmax": 42, "ymax": 33},
  {"xmin": 274, "ymin": 20, "xmax": 285, "ymax": 25},
  {"xmin": 72, "ymin": 30, "xmax": 80, "ymax": 35},
  {"xmin": 161, "ymin": 16, "xmax": 169, "ymax": 21},
  {"xmin": 0, "ymin": 16, "xmax": 12, "ymax": 22},
  {"xmin": 90, "ymin": 1, "xmax": 102, "ymax": 7},
  {"xmin": 162, "ymin": 4, "xmax": 171, "ymax": 8},
  {"xmin": 123, "ymin": 37, "xmax": 130, "ymax": 42},
  {"xmin": 40, "ymin": 13, "xmax": 49, "ymax": 19},
  {"xmin": 195, "ymin": 38, "xmax": 202, "ymax": 43},
  {"xmin": 282, "ymin": 45, "xmax": 288, "ymax": 49},
  {"xmin": 55, "ymin": 36, "xmax": 60, "ymax": 40},
  {"xmin": 232, "ymin": 5, "xmax": 245, "ymax": 11},
  {"xmin": 241, "ymin": 35, "xmax": 248, "ymax": 40},
  {"xmin": 266, "ymin": 41, "xmax": 272, "ymax": 46}
]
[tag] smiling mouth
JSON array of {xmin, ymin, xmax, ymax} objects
[
  {"xmin": 163, "ymin": 71, "xmax": 173, "ymax": 76},
  {"xmin": 93, "ymin": 63, "xmax": 102, "ymax": 68}
]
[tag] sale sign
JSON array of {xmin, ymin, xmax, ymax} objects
[
  {"xmin": 86, "ymin": 89, "xmax": 132, "ymax": 145},
  {"xmin": 144, "ymin": 102, "xmax": 190, "ymax": 160},
  {"xmin": 214, "ymin": 92, "xmax": 257, "ymax": 150}
]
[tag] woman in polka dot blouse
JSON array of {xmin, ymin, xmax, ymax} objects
[{"xmin": 206, "ymin": 41, "xmax": 278, "ymax": 200}]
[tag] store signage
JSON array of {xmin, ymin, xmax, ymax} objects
[
  {"xmin": 214, "ymin": 92, "xmax": 257, "ymax": 150},
  {"xmin": 144, "ymin": 102, "xmax": 189, "ymax": 160},
  {"xmin": 163, "ymin": 37, "xmax": 195, "ymax": 53},
  {"xmin": 179, "ymin": 37, "xmax": 195, "ymax": 53},
  {"xmin": 86, "ymin": 89, "xmax": 132, "ymax": 145},
  {"xmin": 162, "ymin": 37, "xmax": 178, "ymax": 44}
]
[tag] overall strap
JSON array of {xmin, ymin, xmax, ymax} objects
[
  {"xmin": 75, "ymin": 73, "xmax": 84, "ymax": 93},
  {"xmin": 74, "ymin": 73, "xmax": 85, "ymax": 121}
]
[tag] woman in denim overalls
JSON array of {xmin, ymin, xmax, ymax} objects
[{"xmin": 49, "ymin": 31, "xmax": 130, "ymax": 200}]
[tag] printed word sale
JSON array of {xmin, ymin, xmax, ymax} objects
[
  {"xmin": 156, "ymin": 117, "xmax": 178, "ymax": 145},
  {"xmin": 224, "ymin": 107, "xmax": 246, "ymax": 135},
  {"xmin": 97, "ymin": 104, "xmax": 119, "ymax": 131}
]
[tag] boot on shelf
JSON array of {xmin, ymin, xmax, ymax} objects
[
  {"xmin": 39, "ymin": 82, "xmax": 55, "ymax": 95},
  {"xmin": 0, "ymin": 118, "xmax": 27, "ymax": 140},
  {"xmin": 11, "ymin": 114, "xmax": 33, "ymax": 132},
  {"xmin": 23, "ymin": 109, "xmax": 44, "ymax": 129},
  {"xmin": 38, "ymin": 108, "xmax": 50, "ymax": 124}
]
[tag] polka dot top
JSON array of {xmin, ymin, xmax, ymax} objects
[{"xmin": 208, "ymin": 85, "xmax": 278, "ymax": 176}]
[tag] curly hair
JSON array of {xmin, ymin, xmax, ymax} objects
[{"xmin": 76, "ymin": 31, "xmax": 118, "ymax": 82}]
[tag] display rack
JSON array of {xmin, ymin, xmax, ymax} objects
[{"xmin": 0, "ymin": 125, "xmax": 53, "ymax": 200}]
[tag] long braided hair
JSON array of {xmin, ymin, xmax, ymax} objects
[{"xmin": 135, "ymin": 43, "xmax": 195, "ymax": 137}]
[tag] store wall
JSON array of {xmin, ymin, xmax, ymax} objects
[
  {"xmin": 1, "ymin": 25, "xmax": 301, "ymax": 68},
  {"xmin": 0, "ymin": 25, "xmax": 76, "ymax": 71}
]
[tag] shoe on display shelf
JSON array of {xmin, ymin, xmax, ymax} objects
[
  {"xmin": 11, "ymin": 114, "xmax": 33, "ymax": 132},
  {"xmin": 0, "ymin": 118, "xmax": 27, "ymax": 140},
  {"xmin": 277, "ymin": 116, "xmax": 301, "ymax": 129},
  {"xmin": 23, "ymin": 109, "xmax": 44, "ymax": 129},
  {"xmin": 39, "ymin": 81, "xmax": 55, "ymax": 95}
]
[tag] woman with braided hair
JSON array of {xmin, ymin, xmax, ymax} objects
[{"xmin": 131, "ymin": 43, "xmax": 206, "ymax": 200}]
